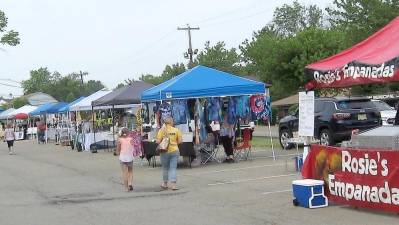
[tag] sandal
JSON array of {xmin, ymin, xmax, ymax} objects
[
  {"xmin": 160, "ymin": 184, "xmax": 168, "ymax": 190},
  {"xmin": 171, "ymin": 186, "xmax": 179, "ymax": 191}
]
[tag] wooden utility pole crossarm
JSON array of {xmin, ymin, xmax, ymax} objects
[{"xmin": 177, "ymin": 24, "xmax": 200, "ymax": 65}]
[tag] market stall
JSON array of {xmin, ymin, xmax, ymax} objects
[
  {"xmin": 92, "ymin": 81, "xmax": 154, "ymax": 153},
  {"xmin": 69, "ymin": 90, "xmax": 112, "ymax": 151},
  {"xmin": 302, "ymin": 16, "xmax": 399, "ymax": 213},
  {"xmin": 141, "ymin": 65, "xmax": 271, "ymax": 165},
  {"xmin": 7, "ymin": 105, "xmax": 38, "ymax": 140},
  {"xmin": 57, "ymin": 96, "xmax": 85, "ymax": 148}
]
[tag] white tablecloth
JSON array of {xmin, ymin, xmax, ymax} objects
[{"xmin": 84, "ymin": 132, "xmax": 115, "ymax": 151}]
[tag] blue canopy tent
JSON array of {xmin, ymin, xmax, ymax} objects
[
  {"xmin": 30, "ymin": 103, "xmax": 56, "ymax": 116},
  {"xmin": 47, "ymin": 102, "xmax": 68, "ymax": 114},
  {"xmin": 141, "ymin": 65, "xmax": 266, "ymax": 101},
  {"xmin": 58, "ymin": 97, "xmax": 85, "ymax": 113},
  {"xmin": 141, "ymin": 65, "xmax": 275, "ymax": 160}
]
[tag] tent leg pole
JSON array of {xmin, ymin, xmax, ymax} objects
[
  {"xmin": 268, "ymin": 120, "xmax": 275, "ymax": 161},
  {"xmin": 112, "ymin": 105, "xmax": 115, "ymax": 153},
  {"xmin": 92, "ymin": 106, "xmax": 97, "ymax": 153}
]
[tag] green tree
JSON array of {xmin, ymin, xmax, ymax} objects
[
  {"xmin": 241, "ymin": 28, "xmax": 347, "ymax": 99},
  {"xmin": 21, "ymin": 68, "xmax": 105, "ymax": 102},
  {"xmin": 139, "ymin": 63, "xmax": 186, "ymax": 85},
  {"xmin": 268, "ymin": 0, "xmax": 324, "ymax": 37},
  {"xmin": 326, "ymin": 0, "xmax": 399, "ymax": 44},
  {"xmin": 194, "ymin": 41, "xmax": 243, "ymax": 75},
  {"xmin": 10, "ymin": 97, "xmax": 28, "ymax": 109},
  {"xmin": 21, "ymin": 68, "xmax": 53, "ymax": 94},
  {"xmin": 0, "ymin": 10, "xmax": 20, "ymax": 47}
]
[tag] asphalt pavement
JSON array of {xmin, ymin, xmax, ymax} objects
[{"xmin": 0, "ymin": 140, "xmax": 398, "ymax": 225}]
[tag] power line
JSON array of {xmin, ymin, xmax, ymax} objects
[
  {"xmin": 0, "ymin": 82, "xmax": 22, "ymax": 88},
  {"xmin": 0, "ymin": 78, "xmax": 22, "ymax": 84}
]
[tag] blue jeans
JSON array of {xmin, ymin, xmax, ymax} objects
[{"xmin": 160, "ymin": 151, "xmax": 179, "ymax": 183}]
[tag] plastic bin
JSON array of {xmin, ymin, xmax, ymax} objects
[{"xmin": 292, "ymin": 179, "xmax": 328, "ymax": 208}]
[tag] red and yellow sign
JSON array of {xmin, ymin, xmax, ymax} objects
[{"xmin": 302, "ymin": 145, "xmax": 399, "ymax": 213}]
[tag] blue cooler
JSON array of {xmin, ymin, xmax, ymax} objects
[{"xmin": 292, "ymin": 179, "xmax": 328, "ymax": 208}]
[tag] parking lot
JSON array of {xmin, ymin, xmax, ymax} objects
[{"xmin": 0, "ymin": 140, "xmax": 398, "ymax": 225}]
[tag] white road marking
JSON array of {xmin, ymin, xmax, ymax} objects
[
  {"xmin": 207, "ymin": 173, "xmax": 298, "ymax": 186},
  {"xmin": 261, "ymin": 189, "xmax": 291, "ymax": 195},
  {"xmin": 182, "ymin": 163, "xmax": 287, "ymax": 176}
]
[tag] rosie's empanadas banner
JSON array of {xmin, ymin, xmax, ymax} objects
[{"xmin": 302, "ymin": 145, "xmax": 399, "ymax": 213}]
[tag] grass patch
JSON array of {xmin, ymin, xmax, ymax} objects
[{"xmin": 250, "ymin": 136, "xmax": 281, "ymax": 149}]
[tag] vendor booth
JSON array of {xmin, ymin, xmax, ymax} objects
[
  {"xmin": 6, "ymin": 105, "xmax": 38, "ymax": 140},
  {"xmin": 302, "ymin": 16, "xmax": 399, "ymax": 213},
  {"xmin": 0, "ymin": 108, "xmax": 16, "ymax": 121},
  {"xmin": 91, "ymin": 82, "xmax": 154, "ymax": 154},
  {"xmin": 141, "ymin": 65, "xmax": 271, "ymax": 166},
  {"xmin": 69, "ymin": 90, "xmax": 112, "ymax": 151}
]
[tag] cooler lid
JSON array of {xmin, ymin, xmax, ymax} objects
[{"xmin": 292, "ymin": 179, "xmax": 324, "ymax": 186}]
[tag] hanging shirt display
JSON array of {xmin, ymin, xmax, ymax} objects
[
  {"xmin": 195, "ymin": 99, "xmax": 207, "ymax": 143},
  {"xmin": 250, "ymin": 95, "xmax": 272, "ymax": 122},
  {"xmin": 128, "ymin": 130, "xmax": 142, "ymax": 157},
  {"xmin": 227, "ymin": 97, "xmax": 237, "ymax": 125},
  {"xmin": 158, "ymin": 102, "xmax": 172, "ymax": 124},
  {"xmin": 207, "ymin": 97, "xmax": 222, "ymax": 122},
  {"xmin": 141, "ymin": 103, "xmax": 150, "ymax": 124},
  {"xmin": 235, "ymin": 96, "xmax": 250, "ymax": 120},
  {"xmin": 171, "ymin": 99, "xmax": 188, "ymax": 125}
]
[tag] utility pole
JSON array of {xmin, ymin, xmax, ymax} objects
[
  {"xmin": 79, "ymin": 71, "xmax": 88, "ymax": 84},
  {"xmin": 177, "ymin": 24, "xmax": 200, "ymax": 66}
]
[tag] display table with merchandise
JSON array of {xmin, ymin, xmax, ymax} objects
[
  {"xmin": 142, "ymin": 141, "xmax": 195, "ymax": 167},
  {"xmin": 83, "ymin": 131, "xmax": 115, "ymax": 151}
]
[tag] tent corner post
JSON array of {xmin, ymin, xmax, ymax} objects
[
  {"xmin": 267, "ymin": 120, "xmax": 275, "ymax": 161},
  {"xmin": 92, "ymin": 105, "xmax": 97, "ymax": 153}
]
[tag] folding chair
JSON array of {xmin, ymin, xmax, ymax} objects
[
  {"xmin": 200, "ymin": 132, "xmax": 221, "ymax": 164},
  {"xmin": 200, "ymin": 143, "xmax": 221, "ymax": 164},
  {"xmin": 233, "ymin": 128, "xmax": 252, "ymax": 161}
]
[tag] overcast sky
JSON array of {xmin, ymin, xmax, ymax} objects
[{"xmin": 0, "ymin": 0, "xmax": 331, "ymax": 98}]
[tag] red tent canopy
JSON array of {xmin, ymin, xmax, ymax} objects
[
  {"xmin": 14, "ymin": 113, "xmax": 28, "ymax": 120},
  {"xmin": 305, "ymin": 17, "xmax": 399, "ymax": 90}
]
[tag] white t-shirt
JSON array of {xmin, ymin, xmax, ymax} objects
[{"xmin": 4, "ymin": 128, "xmax": 15, "ymax": 141}]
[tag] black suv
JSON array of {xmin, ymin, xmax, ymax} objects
[{"xmin": 278, "ymin": 97, "xmax": 381, "ymax": 148}]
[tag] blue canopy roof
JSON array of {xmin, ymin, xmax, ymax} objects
[
  {"xmin": 58, "ymin": 96, "xmax": 85, "ymax": 113},
  {"xmin": 29, "ymin": 103, "xmax": 56, "ymax": 116},
  {"xmin": 141, "ymin": 65, "xmax": 266, "ymax": 102},
  {"xmin": 47, "ymin": 102, "xmax": 68, "ymax": 114}
]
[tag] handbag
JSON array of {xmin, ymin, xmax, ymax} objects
[{"xmin": 156, "ymin": 128, "xmax": 170, "ymax": 154}]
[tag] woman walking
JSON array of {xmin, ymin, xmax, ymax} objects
[
  {"xmin": 157, "ymin": 117, "xmax": 182, "ymax": 190},
  {"xmin": 4, "ymin": 124, "xmax": 15, "ymax": 155},
  {"xmin": 116, "ymin": 128, "xmax": 134, "ymax": 192}
]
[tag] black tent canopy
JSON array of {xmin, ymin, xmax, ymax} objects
[{"xmin": 92, "ymin": 81, "xmax": 154, "ymax": 107}]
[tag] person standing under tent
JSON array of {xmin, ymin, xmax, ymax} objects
[
  {"xmin": 220, "ymin": 115, "xmax": 234, "ymax": 163},
  {"xmin": 157, "ymin": 117, "xmax": 182, "ymax": 191},
  {"xmin": 4, "ymin": 123, "xmax": 16, "ymax": 155},
  {"xmin": 116, "ymin": 128, "xmax": 135, "ymax": 192}
]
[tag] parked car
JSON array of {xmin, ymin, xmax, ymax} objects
[
  {"xmin": 279, "ymin": 97, "xmax": 382, "ymax": 148},
  {"xmin": 371, "ymin": 99, "xmax": 396, "ymax": 125}
]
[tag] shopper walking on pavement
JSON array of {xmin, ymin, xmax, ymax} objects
[
  {"xmin": 157, "ymin": 117, "xmax": 182, "ymax": 191},
  {"xmin": 116, "ymin": 128, "xmax": 135, "ymax": 192},
  {"xmin": 4, "ymin": 123, "xmax": 15, "ymax": 155}
]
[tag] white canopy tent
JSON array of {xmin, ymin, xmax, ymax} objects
[
  {"xmin": 69, "ymin": 90, "xmax": 139, "ymax": 111},
  {"xmin": 7, "ymin": 105, "xmax": 37, "ymax": 119},
  {"xmin": 69, "ymin": 90, "xmax": 111, "ymax": 111},
  {"xmin": 0, "ymin": 108, "xmax": 16, "ymax": 120}
]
